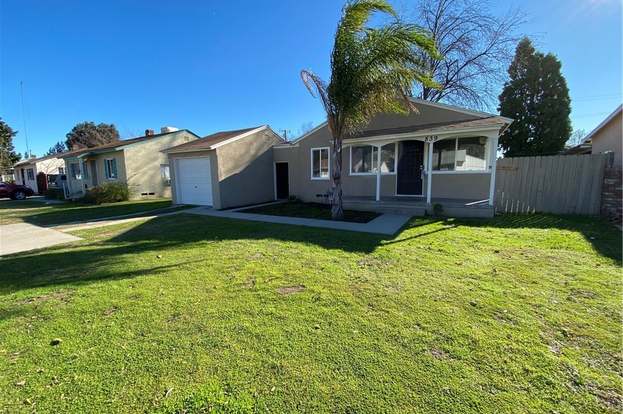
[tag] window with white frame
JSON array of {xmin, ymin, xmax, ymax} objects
[
  {"xmin": 432, "ymin": 137, "xmax": 487, "ymax": 171},
  {"xmin": 26, "ymin": 168, "xmax": 34, "ymax": 180},
  {"xmin": 350, "ymin": 143, "xmax": 395, "ymax": 174},
  {"xmin": 70, "ymin": 163, "xmax": 81, "ymax": 179},
  {"xmin": 160, "ymin": 164, "xmax": 170, "ymax": 185},
  {"xmin": 311, "ymin": 147, "xmax": 329, "ymax": 179},
  {"xmin": 104, "ymin": 158, "xmax": 118, "ymax": 179}
]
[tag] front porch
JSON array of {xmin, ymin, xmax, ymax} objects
[{"xmin": 342, "ymin": 196, "xmax": 494, "ymax": 218}]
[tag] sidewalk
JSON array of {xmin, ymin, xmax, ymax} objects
[{"xmin": 186, "ymin": 207, "xmax": 410, "ymax": 235}]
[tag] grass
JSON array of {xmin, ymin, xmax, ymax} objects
[
  {"xmin": 0, "ymin": 212, "xmax": 621, "ymax": 413},
  {"xmin": 240, "ymin": 201, "xmax": 380, "ymax": 223},
  {"xmin": 0, "ymin": 199, "xmax": 179, "ymax": 226}
]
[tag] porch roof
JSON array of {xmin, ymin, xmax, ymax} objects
[{"xmin": 349, "ymin": 116, "xmax": 510, "ymax": 140}]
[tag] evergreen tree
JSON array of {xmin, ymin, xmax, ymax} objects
[
  {"xmin": 45, "ymin": 141, "xmax": 67, "ymax": 155},
  {"xmin": 498, "ymin": 38, "xmax": 571, "ymax": 156},
  {"xmin": 0, "ymin": 118, "xmax": 21, "ymax": 174},
  {"xmin": 65, "ymin": 122, "xmax": 120, "ymax": 150}
]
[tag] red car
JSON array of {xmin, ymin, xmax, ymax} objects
[{"xmin": 0, "ymin": 182, "xmax": 35, "ymax": 200}]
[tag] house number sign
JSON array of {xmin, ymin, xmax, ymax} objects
[{"xmin": 424, "ymin": 135, "xmax": 438, "ymax": 142}]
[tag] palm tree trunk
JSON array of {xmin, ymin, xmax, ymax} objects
[{"xmin": 331, "ymin": 134, "xmax": 344, "ymax": 220}]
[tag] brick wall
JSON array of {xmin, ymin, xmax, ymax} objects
[{"xmin": 601, "ymin": 166, "xmax": 622, "ymax": 224}]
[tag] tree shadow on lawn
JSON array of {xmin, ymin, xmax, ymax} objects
[
  {"xmin": 0, "ymin": 212, "xmax": 619, "ymax": 294},
  {"xmin": 0, "ymin": 199, "xmax": 171, "ymax": 226}
]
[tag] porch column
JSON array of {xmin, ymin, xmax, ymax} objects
[
  {"xmin": 375, "ymin": 145, "xmax": 381, "ymax": 201},
  {"xmin": 426, "ymin": 141, "xmax": 433, "ymax": 205},
  {"xmin": 488, "ymin": 134, "xmax": 499, "ymax": 206}
]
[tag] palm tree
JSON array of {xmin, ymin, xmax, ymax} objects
[{"xmin": 302, "ymin": 0, "xmax": 440, "ymax": 219}]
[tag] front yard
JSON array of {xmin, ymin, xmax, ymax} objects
[
  {"xmin": 0, "ymin": 199, "xmax": 177, "ymax": 226},
  {"xmin": 0, "ymin": 213, "xmax": 620, "ymax": 413}
]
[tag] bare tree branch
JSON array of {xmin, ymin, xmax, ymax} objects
[{"xmin": 410, "ymin": 0, "xmax": 525, "ymax": 111}]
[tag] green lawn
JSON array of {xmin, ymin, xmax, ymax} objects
[
  {"xmin": 0, "ymin": 213, "xmax": 621, "ymax": 413},
  {"xmin": 240, "ymin": 201, "xmax": 380, "ymax": 223},
  {"xmin": 0, "ymin": 199, "xmax": 177, "ymax": 226}
]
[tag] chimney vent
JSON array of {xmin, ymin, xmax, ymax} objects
[
  {"xmin": 145, "ymin": 129, "xmax": 155, "ymax": 136},
  {"xmin": 160, "ymin": 126, "xmax": 179, "ymax": 134}
]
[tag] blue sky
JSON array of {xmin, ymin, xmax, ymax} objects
[{"xmin": 1, "ymin": 0, "xmax": 621, "ymax": 156}]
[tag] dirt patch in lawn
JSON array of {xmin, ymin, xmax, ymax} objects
[
  {"xmin": 18, "ymin": 291, "xmax": 72, "ymax": 305},
  {"xmin": 240, "ymin": 201, "xmax": 380, "ymax": 223},
  {"xmin": 277, "ymin": 285, "xmax": 305, "ymax": 295}
]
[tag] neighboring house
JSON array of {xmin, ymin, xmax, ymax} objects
[
  {"xmin": 164, "ymin": 125, "xmax": 283, "ymax": 209},
  {"xmin": 273, "ymin": 99, "xmax": 511, "ymax": 217},
  {"xmin": 61, "ymin": 127, "xmax": 199, "ymax": 199},
  {"xmin": 167, "ymin": 100, "xmax": 511, "ymax": 217},
  {"xmin": 564, "ymin": 105, "xmax": 622, "ymax": 168},
  {"xmin": 587, "ymin": 105, "xmax": 622, "ymax": 168},
  {"xmin": 13, "ymin": 154, "xmax": 66, "ymax": 194}
]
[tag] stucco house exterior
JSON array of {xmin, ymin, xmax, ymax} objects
[
  {"xmin": 273, "ymin": 99, "xmax": 512, "ymax": 217},
  {"xmin": 165, "ymin": 100, "xmax": 511, "ymax": 218},
  {"xmin": 164, "ymin": 125, "xmax": 283, "ymax": 209},
  {"xmin": 60, "ymin": 128, "xmax": 199, "ymax": 199},
  {"xmin": 14, "ymin": 154, "xmax": 66, "ymax": 194},
  {"xmin": 587, "ymin": 105, "xmax": 622, "ymax": 169}
]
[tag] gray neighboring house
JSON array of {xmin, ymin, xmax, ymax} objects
[
  {"xmin": 167, "ymin": 100, "xmax": 512, "ymax": 218},
  {"xmin": 273, "ymin": 99, "xmax": 512, "ymax": 217},
  {"xmin": 164, "ymin": 125, "xmax": 284, "ymax": 209}
]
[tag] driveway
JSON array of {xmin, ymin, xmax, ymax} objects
[{"xmin": 0, "ymin": 223, "xmax": 81, "ymax": 256}]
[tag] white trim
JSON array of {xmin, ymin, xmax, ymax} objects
[
  {"xmin": 348, "ymin": 143, "xmax": 397, "ymax": 176},
  {"xmin": 310, "ymin": 147, "xmax": 330, "ymax": 180},
  {"xmin": 430, "ymin": 136, "xmax": 488, "ymax": 174},
  {"xmin": 104, "ymin": 158, "xmax": 118, "ymax": 180},
  {"xmin": 432, "ymin": 170, "xmax": 490, "ymax": 175},
  {"xmin": 342, "ymin": 125, "xmax": 504, "ymax": 145},
  {"xmin": 488, "ymin": 135, "xmax": 499, "ymax": 206},
  {"xmin": 426, "ymin": 141, "xmax": 433, "ymax": 204},
  {"xmin": 583, "ymin": 104, "xmax": 622, "ymax": 143}
]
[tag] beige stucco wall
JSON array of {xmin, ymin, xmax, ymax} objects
[
  {"xmin": 168, "ymin": 150, "xmax": 221, "ymax": 208},
  {"xmin": 275, "ymin": 103, "xmax": 493, "ymax": 203},
  {"xmin": 124, "ymin": 130, "xmax": 197, "ymax": 198},
  {"xmin": 215, "ymin": 129, "xmax": 283, "ymax": 209},
  {"xmin": 591, "ymin": 112, "xmax": 622, "ymax": 169}
]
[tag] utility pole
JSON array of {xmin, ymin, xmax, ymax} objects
[{"xmin": 19, "ymin": 81, "xmax": 31, "ymax": 158}]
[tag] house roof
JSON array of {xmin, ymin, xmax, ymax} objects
[
  {"xmin": 60, "ymin": 129, "xmax": 198, "ymax": 158},
  {"xmin": 582, "ymin": 104, "xmax": 622, "ymax": 143},
  {"xmin": 284, "ymin": 99, "xmax": 512, "ymax": 146},
  {"xmin": 14, "ymin": 152, "xmax": 69, "ymax": 166},
  {"xmin": 350, "ymin": 116, "xmax": 509, "ymax": 139},
  {"xmin": 164, "ymin": 125, "xmax": 280, "ymax": 153}
]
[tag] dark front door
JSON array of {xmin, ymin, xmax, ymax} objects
[
  {"xmin": 275, "ymin": 162, "xmax": 289, "ymax": 199},
  {"xmin": 397, "ymin": 140, "xmax": 424, "ymax": 195}
]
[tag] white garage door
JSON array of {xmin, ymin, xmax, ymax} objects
[{"xmin": 176, "ymin": 157, "xmax": 213, "ymax": 206}]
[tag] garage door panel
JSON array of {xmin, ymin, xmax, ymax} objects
[{"xmin": 176, "ymin": 157, "xmax": 213, "ymax": 206}]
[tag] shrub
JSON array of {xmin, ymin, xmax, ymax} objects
[
  {"xmin": 82, "ymin": 182, "xmax": 130, "ymax": 204},
  {"xmin": 44, "ymin": 188, "xmax": 65, "ymax": 200},
  {"xmin": 432, "ymin": 203, "xmax": 444, "ymax": 216}
]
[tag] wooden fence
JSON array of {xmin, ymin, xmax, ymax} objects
[{"xmin": 495, "ymin": 154, "xmax": 608, "ymax": 215}]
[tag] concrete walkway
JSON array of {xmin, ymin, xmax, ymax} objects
[
  {"xmin": 1, "ymin": 223, "xmax": 81, "ymax": 256},
  {"xmin": 187, "ymin": 207, "xmax": 411, "ymax": 235}
]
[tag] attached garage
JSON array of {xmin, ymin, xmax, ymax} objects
[
  {"xmin": 164, "ymin": 125, "xmax": 284, "ymax": 209},
  {"xmin": 175, "ymin": 157, "xmax": 213, "ymax": 206}
]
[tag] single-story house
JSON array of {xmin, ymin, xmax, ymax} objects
[
  {"xmin": 166, "ymin": 100, "xmax": 511, "ymax": 218},
  {"xmin": 273, "ymin": 99, "xmax": 511, "ymax": 217},
  {"xmin": 61, "ymin": 127, "xmax": 199, "ymax": 199},
  {"xmin": 164, "ymin": 125, "xmax": 284, "ymax": 209},
  {"xmin": 14, "ymin": 154, "xmax": 66, "ymax": 194}
]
